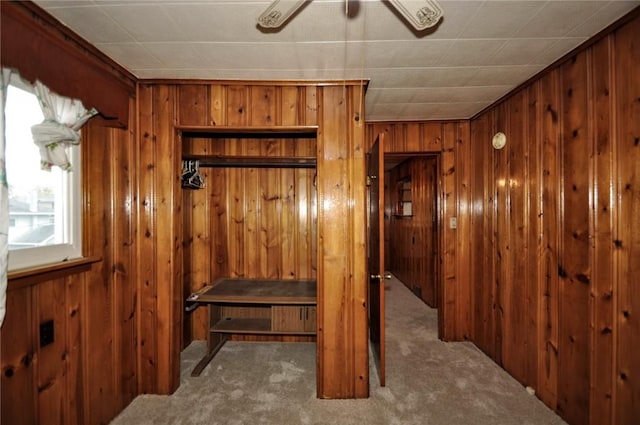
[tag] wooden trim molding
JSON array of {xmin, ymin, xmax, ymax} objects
[
  {"xmin": 0, "ymin": 1, "xmax": 136, "ymax": 127},
  {"xmin": 7, "ymin": 255, "xmax": 102, "ymax": 290}
]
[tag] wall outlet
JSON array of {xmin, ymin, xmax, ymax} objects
[
  {"xmin": 449, "ymin": 217, "xmax": 457, "ymax": 229},
  {"xmin": 39, "ymin": 320, "xmax": 54, "ymax": 347}
]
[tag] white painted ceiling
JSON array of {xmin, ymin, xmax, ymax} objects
[{"xmin": 33, "ymin": 0, "xmax": 639, "ymax": 121}]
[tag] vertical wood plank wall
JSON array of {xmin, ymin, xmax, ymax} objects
[
  {"xmin": 1, "ymin": 114, "xmax": 137, "ymax": 425},
  {"xmin": 468, "ymin": 14, "xmax": 640, "ymax": 425},
  {"xmin": 366, "ymin": 121, "xmax": 473, "ymax": 341},
  {"xmin": 138, "ymin": 81, "xmax": 368, "ymax": 399},
  {"xmin": 2, "ymin": 2, "xmax": 638, "ymax": 423},
  {"xmin": 387, "ymin": 157, "xmax": 439, "ymax": 307}
]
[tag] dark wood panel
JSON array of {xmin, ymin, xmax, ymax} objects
[
  {"xmin": 1, "ymin": 286, "xmax": 36, "ymax": 425},
  {"xmin": 388, "ymin": 157, "xmax": 438, "ymax": 307},
  {"xmin": 136, "ymin": 84, "xmax": 158, "ymax": 394},
  {"xmin": 557, "ymin": 51, "xmax": 591, "ymax": 425},
  {"xmin": 613, "ymin": 14, "xmax": 640, "ymax": 425},
  {"xmin": 503, "ymin": 90, "xmax": 529, "ymax": 384},
  {"xmin": 537, "ymin": 69, "xmax": 561, "ymax": 410},
  {"xmin": 467, "ymin": 12, "xmax": 640, "ymax": 425},
  {"xmin": 0, "ymin": 2, "xmax": 135, "ymax": 126},
  {"xmin": 589, "ymin": 36, "xmax": 615, "ymax": 425},
  {"xmin": 35, "ymin": 278, "xmax": 67, "ymax": 425}
]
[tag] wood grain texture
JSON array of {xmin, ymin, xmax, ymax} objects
[
  {"xmin": 0, "ymin": 1, "xmax": 135, "ymax": 126},
  {"xmin": 316, "ymin": 85, "xmax": 368, "ymax": 398},
  {"xmin": 467, "ymin": 12, "xmax": 640, "ymax": 425},
  {"xmin": 141, "ymin": 81, "xmax": 367, "ymax": 399},
  {"xmin": 387, "ymin": 157, "xmax": 438, "ymax": 307},
  {"xmin": 2, "ymin": 120, "xmax": 137, "ymax": 425},
  {"xmin": 365, "ymin": 120, "xmax": 472, "ymax": 342},
  {"xmin": 613, "ymin": 14, "xmax": 640, "ymax": 425}
]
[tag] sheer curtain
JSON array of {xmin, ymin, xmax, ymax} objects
[
  {"xmin": 0, "ymin": 68, "xmax": 12, "ymax": 327},
  {"xmin": 31, "ymin": 80, "xmax": 98, "ymax": 171},
  {"xmin": 0, "ymin": 71, "xmax": 98, "ymax": 327}
]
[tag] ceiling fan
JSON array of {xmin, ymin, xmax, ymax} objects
[{"xmin": 257, "ymin": 0, "xmax": 443, "ymax": 31}]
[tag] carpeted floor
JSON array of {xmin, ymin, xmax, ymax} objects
[{"xmin": 110, "ymin": 275, "xmax": 566, "ymax": 425}]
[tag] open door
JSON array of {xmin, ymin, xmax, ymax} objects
[{"xmin": 369, "ymin": 133, "xmax": 386, "ymax": 386}]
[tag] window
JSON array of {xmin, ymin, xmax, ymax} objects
[{"xmin": 5, "ymin": 78, "xmax": 82, "ymax": 270}]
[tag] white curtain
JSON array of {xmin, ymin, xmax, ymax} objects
[
  {"xmin": 0, "ymin": 68, "xmax": 12, "ymax": 327},
  {"xmin": 31, "ymin": 80, "xmax": 98, "ymax": 171}
]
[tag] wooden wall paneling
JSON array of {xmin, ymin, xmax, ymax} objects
[
  {"xmin": 469, "ymin": 115, "xmax": 490, "ymax": 352},
  {"xmin": 153, "ymin": 84, "xmax": 182, "ymax": 394},
  {"xmin": 493, "ymin": 102, "xmax": 509, "ymax": 367},
  {"xmin": 64, "ymin": 273, "xmax": 85, "ymax": 425},
  {"xmin": 421, "ymin": 158, "xmax": 437, "ymax": 307},
  {"xmin": 178, "ymin": 84, "xmax": 209, "ymax": 126},
  {"xmin": 83, "ymin": 123, "xmax": 117, "ymax": 425},
  {"xmin": 614, "ymin": 15, "xmax": 640, "ymax": 425},
  {"xmin": 209, "ymin": 83, "xmax": 230, "ymax": 282},
  {"xmin": 421, "ymin": 121, "xmax": 444, "ymax": 152},
  {"xmin": 558, "ymin": 51, "xmax": 591, "ymax": 425},
  {"xmin": 0, "ymin": 1, "xmax": 136, "ymax": 127},
  {"xmin": 537, "ymin": 69, "xmax": 561, "ymax": 410},
  {"xmin": 181, "ymin": 170, "xmax": 194, "ymax": 347},
  {"xmin": 589, "ymin": 36, "xmax": 615, "ymax": 425},
  {"xmin": 182, "ymin": 134, "xmax": 211, "ymax": 342},
  {"xmin": 405, "ymin": 122, "xmax": 421, "ymax": 151},
  {"xmin": 34, "ymin": 278, "xmax": 67, "ymax": 425},
  {"xmin": 226, "ymin": 86, "xmax": 249, "ymax": 278},
  {"xmin": 1, "ymin": 287, "xmax": 36, "ymax": 425},
  {"xmin": 316, "ymin": 85, "xmax": 368, "ymax": 398},
  {"xmin": 503, "ymin": 90, "xmax": 529, "ymax": 384},
  {"xmin": 136, "ymin": 84, "xmax": 158, "ymax": 394},
  {"xmin": 254, "ymin": 86, "xmax": 279, "ymax": 278},
  {"xmin": 387, "ymin": 157, "xmax": 437, "ymax": 307},
  {"xmin": 454, "ymin": 121, "xmax": 472, "ymax": 341},
  {"xmin": 281, "ymin": 87, "xmax": 298, "ymax": 278},
  {"xmin": 178, "ymin": 83, "xmax": 210, "ymax": 345},
  {"xmin": 525, "ymin": 82, "xmax": 542, "ymax": 391},
  {"xmin": 110, "ymin": 104, "xmax": 138, "ymax": 410},
  {"xmin": 439, "ymin": 123, "xmax": 457, "ymax": 340}
]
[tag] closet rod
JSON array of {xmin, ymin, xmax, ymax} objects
[{"xmin": 184, "ymin": 156, "xmax": 316, "ymax": 169}]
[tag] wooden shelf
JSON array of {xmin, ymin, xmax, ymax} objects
[
  {"xmin": 212, "ymin": 318, "xmax": 272, "ymax": 333},
  {"xmin": 196, "ymin": 278, "xmax": 317, "ymax": 304},
  {"xmin": 211, "ymin": 317, "xmax": 315, "ymax": 335},
  {"xmin": 190, "ymin": 278, "xmax": 317, "ymax": 376}
]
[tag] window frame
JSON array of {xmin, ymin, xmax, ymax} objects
[{"xmin": 5, "ymin": 76, "xmax": 83, "ymax": 271}]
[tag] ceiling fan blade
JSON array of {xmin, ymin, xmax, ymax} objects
[
  {"xmin": 388, "ymin": 0, "xmax": 443, "ymax": 31},
  {"xmin": 257, "ymin": 0, "xmax": 307, "ymax": 29}
]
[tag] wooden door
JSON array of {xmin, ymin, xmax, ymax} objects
[{"xmin": 369, "ymin": 134, "xmax": 386, "ymax": 386}]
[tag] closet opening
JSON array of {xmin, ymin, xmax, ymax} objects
[{"xmin": 178, "ymin": 126, "xmax": 318, "ymax": 376}]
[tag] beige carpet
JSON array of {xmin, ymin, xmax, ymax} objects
[{"xmin": 111, "ymin": 275, "xmax": 566, "ymax": 425}]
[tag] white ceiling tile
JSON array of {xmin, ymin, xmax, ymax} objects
[
  {"xmin": 99, "ymin": 4, "xmax": 186, "ymax": 42},
  {"xmin": 36, "ymin": 5, "xmax": 134, "ymax": 43},
  {"xmin": 457, "ymin": 2, "xmax": 545, "ymax": 39},
  {"xmin": 567, "ymin": 1, "xmax": 640, "ymax": 37},
  {"xmin": 472, "ymin": 65, "xmax": 545, "ymax": 86},
  {"xmin": 30, "ymin": 0, "xmax": 639, "ymax": 121},
  {"xmin": 530, "ymin": 37, "xmax": 589, "ymax": 66},
  {"xmin": 439, "ymin": 39, "xmax": 507, "ymax": 67},
  {"xmin": 367, "ymin": 85, "xmax": 511, "ymax": 105},
  {"xmin": 487, "ymin": 38, "xmax": 563, "ymax": 66},
  {"xmin": 517, "ymin": 2, "xmax": 608, "ymax": 38},
  {"xmin": 94, "ymin": 43, "xmax": 163, "ymax": 71},
  {"xmin": 365, "ymin": 67, "xmax": 480, "ymax": 88},
  {"xmin": 362, "ymin": 40, "xmax": 453, "ymax": 68}
]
